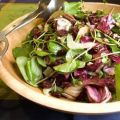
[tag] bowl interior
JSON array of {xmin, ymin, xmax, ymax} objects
[{"xmin": 1, "ymin": 3, "xmax": 120, "ymax": 114}]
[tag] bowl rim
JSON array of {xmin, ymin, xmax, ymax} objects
[{"xmin": 1, "ymin": 2, "xmax": 120, "ymax": 114}]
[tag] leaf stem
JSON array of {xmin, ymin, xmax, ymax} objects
[
  {"xmin": 36, "ymin": 71, "xmax": 56, "ymax": 84},
  {"xmin": 90, "ymin": 51, "xmax": 120, "ymax": 62}
]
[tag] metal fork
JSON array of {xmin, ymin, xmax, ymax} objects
[{"xmin": 0, "ymin": 0, "xmax": 64, "ymax": 58}]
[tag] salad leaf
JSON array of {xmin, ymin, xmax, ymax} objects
[
  {"xmin": 102, "ymin": 0, "xmax": 107, "ymax": 3},
  {"xmin": 104, "ymin": 33, "xmax": 120, "ymax": 47},
  {"xmin": 35, "ymin": 50, "xmax": 49, "ymax": 57},
  {"xmin": 37, "ymin": 57, "xmax": 46, "ymax": 67},
  {"xmin": 101, "ymin": 53, "xmax": 109, "ymax": 64},
  {"xmin": 110, "ymin": 44, "xmax": 120, "ymax": 53},
  {"xmin": 96, "ymin": 10, "xmax": 105, "ymax": 17},
  {"xmin": 64, "ymin": 1, "xmax": 81, "ymax": 15},
  {"xmin": 26, "ymin": 61, "xmax": 33, "ymax": 84},
  {"xmin": 113, "ymin": 13, "xmax": 120, "ymax": 23},
  {"xmin": 13, "ymin": 44, "xmax": 33, "ymax": 58},
  {"xmin": 49, "ymin": 55, "xmax": 56, "ymax": 63},
  {"xmin": 107, "ymin": 35, "xmax": 120, "ymax": 52},
  {"xmin": 47, "ymin": 41, "xmax": 62, "ymax": 55},
  {"xmin": 43, "ymin": 67, "xmax": 54, "ymax": 77},
  {"xmin": 72, "ymin": 77, "xmax": 79, "ymax": 86},
  {"xmin": 30, "ymin": 57, "xmax": 43, "ymax": 80},
  {"xmin": 64, "ymin": 1, "xmax": 85, "ymax": 19},
  {"xmin": 96, "ymin": 30, "xmax": 120, "ymax": 52},
  {"xmin": 16, "ymin": 56, "xmax": 29, "ymax": 81},
  {"xmin": 83, "ymin": 52, "xmax": 92, "ymax": 62},
  {"xmin": 54, "ymin": 60, "xmax": 85, "ymax": 73},
  {"xmin": 66, "ymin": 49, "xmax": 83, "ymax": 62},
  {"xmin": 115, "ymin": 64, "xmax": 120, "ymax": 100},
  {"xmin": 76, "ymin": 60, "xmax": 86, "ymax": 68},
  {"xmin": 25, "ymin": 57, "xmax": 43, "ymax": 86},
  {"xmin": 51, "ymin": 84, "xmax": 63, "ymax": 93},
  {"xmin": 71, "ymin": 74, "xmax": 82, "ymax": 86},
  {"xmin": 112, "ymin": 26, "xmax": 120, "ymax": 35},
  {"xmin": 99, "ymin": 70, "xmax": 104, "ymax": 78},
  {"xmin": 67, "ymin": 34, "xmax": 95, "ymax": 49}
]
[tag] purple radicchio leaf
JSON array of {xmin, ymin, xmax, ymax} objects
[
  {"xmin": 83, "ymin": 77, "xmax": 115, "ymax": 93},
  {"xmin": 86, "ymin": 85, "xmax": 112, "ymax": 103},
  {"xmin": 110, "ymin": 55, "xmax": 120, "ymax": 64},
  {"xmin": 86, "ymin": 86, "xmax": 101, "ymax": 103},
  {"xmin": 83, "ymin": 77, "xmax": 105, "ymax": 87},
  {"xmin": 100, "ymin": 86, "xmax": 112, "ymax": 103},
  {"xmin": 97, "ymin": 14, "xmax": 115, "ymax": 34},
  {"xmin": 103, "ymin": 66, "xmax": 115, "ymax": 76},
  {"xmin": 86, "ymin": 61, "xmax": 102, "ymax": 72}
]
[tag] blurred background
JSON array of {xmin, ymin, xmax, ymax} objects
[{"xmin": 0, "ymin": 0, "xmax": 120, "ymax": 120}]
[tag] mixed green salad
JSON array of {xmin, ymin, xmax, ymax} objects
[{"xmin": 13, "ymin": 1, "xmax": 120, "ymax": 103}]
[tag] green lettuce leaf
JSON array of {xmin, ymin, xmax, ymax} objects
[
  {"xmin": 13, "ymin": 44, "xmax": 33, "ymax": 58},
  {"xmin": 113, "ymin": 13, "xmax": 120, "ymax": 23},
  {"xmin": 66, "ymin": 49, "xmax": 83, "ymax": 62},
  {"xmin": 64, "ymin": 1, "xmax": 85, "ymax": 19},
  {"xmin": 47, "ymin": 41, "xmax": 62, "ymax": 55},
  {"xmin": 16, "ymin": 56, "xmax": 29, "ymax": 81},
  {"xmin": 54, "ymin": 60, "xmax": 85, "ymax": 73}
]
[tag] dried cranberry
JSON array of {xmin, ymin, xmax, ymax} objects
[
  {"xmin": 76, "ymin": 88, "xmax": 87, "ymax": 101},
  {"xmin": 57, "ymin": 29, "xmax": 68, "ymax": 36},
  {"xmin": 54, "ymin": 59, "xmax": 64, "ymax": 66},
  {"xmin": 47, "ymin": 18, "xmax": 54, "ymax": 24},
  {"xmin": 57, "ymin": 50, "xmax": 66, "ymax": 56},
  {"xmin": 104, "ymin": 77, "xmax": 115, "ymax": 92},
  {"xmin": 54, "ymin": 74, "xmax": 70, "ymax": 87},
  {"xmin": 87, "ymin": 61, "xmax": 102, "ymax": 72},
  {"xmin": 61, "ymin": 82, "xmax": 72, "ymax": 88},
  {"xmin": 72, "ymin": 26, "xmax": 79, "ymax": 38},
  {"xmin": 32, "ymin": 27, "xmax": 41, "ymax": 39},
  {"xmin": 39, "ymin": 80, "xmax": 52, "ymax": 89},
  {"xmin": 50, "ymin": 92, "xmax": 62, "ymax": 98},
  {"xmin": 88, "ymin": 13, "xmax": 101, "ymax": 25}
]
